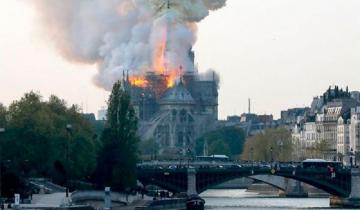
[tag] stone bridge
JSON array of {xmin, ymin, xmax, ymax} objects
[
  {"xmin": 249, "ymin": 175, "xmax": 307, "ymax": 197},
  {"xmin": 137, "ymin": 161, "xmax": 360, "ymax": 207}
]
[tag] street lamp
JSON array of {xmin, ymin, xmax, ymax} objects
[
  {"xmin": 66, "ymin": 124, "xmax": 72, "ymax": 132},
  {"xmin": 250, "ymin": 147, "xmax": 254, "ymax": 169},
  {"xmin": 0, "ymin": 128, "xmax": 4, "ymax": 199},
  {"xmin": 355, "ymin": 151, "xmax": 358, "ymax": 167},
  {"xmin": 23, "ymin": 159, "xmax": 29, "ymax": 177},
  {"xmin": 178, "ymin": 149, "xmax": 183, "ymax": 167},
  {"xmin": 187, "ymin": 147, "xmax": 192, "ymax": 168},
  {"xmin": 350, "ymin": 148, "xmax": 354, "ymax": 168},
  {"xmin": 250, "ymin": 147, "xmax": 254, "ymax": 161},
  {"xmin": 65, "ymin": 124, "xmax": 72, "ymax": 198},
  {"xmin": 278, "ymin": 141, "xmax": 283, "ymax": 162}
]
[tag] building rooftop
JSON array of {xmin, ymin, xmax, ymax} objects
[{"xmin": 159, "ymin": 82, "xmax": 195, "ymax": 105}]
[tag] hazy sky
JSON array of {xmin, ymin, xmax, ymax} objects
[{"xmin": 1, "ymin": 0, "xmax": 360, "ymax": 119}]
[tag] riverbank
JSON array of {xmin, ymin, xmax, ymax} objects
[
  {"xmin": 108, "ymin": 194, "xmax": 188, "ymax": 210},
  {"xmin": 246, "ymin": 183, "xmax": 329, "ymax": 198},
  {"xmin": 201, "ymin": 189, "xmax": 340, "ymax": 210}
]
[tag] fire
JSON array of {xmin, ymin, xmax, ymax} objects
[
  {"xmin": 153, "ymin": 37, "xmax": 183, "ymax": 88},
  {"xmin": 129, "ymin": 76, "xmax": 148, "ymax": 88},
  {"xmin": 153, "ymin": 39, "xmax": 167, "ymax": 74},
  {"xmin": 166, "ymin": 69, "xmax": 179, "ymax": 88},
  {"xmin": 129, "ymin": 24, "xmax": 183, "ymax": 90}
]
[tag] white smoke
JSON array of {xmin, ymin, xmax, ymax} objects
[{"xmin": 30, "ymin": 0, "xmax": 227, "ymax": 90}]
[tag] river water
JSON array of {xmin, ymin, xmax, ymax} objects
[{"xmin": 201, "ymin": 189, "xmax": 357, "ymax": 210}]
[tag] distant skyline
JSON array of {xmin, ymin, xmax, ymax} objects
[{"xmin": 1, "ymin": 0, "xmax": 360, "ymax": 119}]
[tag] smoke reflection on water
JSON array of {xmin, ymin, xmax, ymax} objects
[{"xmin": 200, "ymin": 189, "xmax": 357, "ymax": 210}]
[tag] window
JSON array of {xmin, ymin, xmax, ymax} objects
[
  {"xmin": 177, "ymin": 132, "xmax": 184, "ymax": 146},
  {"xmin": 188, "ymin": 114, "xmax": 194, "ymax": 122},
  {"xmin": 180, "ymin": 109, "xmax": 186, "ymax": 122},
  {"xmin": 172, "ymin": 109, "xmax": 177, "ymax": 122}
]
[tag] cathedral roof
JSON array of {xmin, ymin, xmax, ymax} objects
[{"xmin": 159, "ymin": 82, "xmax": 195, "ymax": 105}]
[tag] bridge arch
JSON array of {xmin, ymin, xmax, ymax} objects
[
  {"xmin": 137, "ymin": 166, "xmax": 351, "ymax": 197},
  {"xmin": 138, "ymin": 172, "xmax": 290, "ymax": 193},
  {"xmin": 195, "ymin": 168, "xmax": 350, "ymax": 197},
  {"xmin": 249, "ymin": 175, "xmax": 287, "ymax": 191}
]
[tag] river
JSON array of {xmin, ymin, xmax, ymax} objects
[{"xmin": 200, "ymin": 189, "xmax": 357, "ymax": 210}]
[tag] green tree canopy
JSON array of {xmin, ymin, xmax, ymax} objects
[
  {"xmin": 196, "ymin": 126, "xmax": 246, "ymax": 158},
  {"xmin": 242, "ymin": 128, "xmax": 293, "ymax": 161},
  {"xmin": 95, "ymin": 81, "xmax": 139, "ymax": 190},
  {"xmin": 311, "ymin": 139, "xmax": 329, "ymax": 159},
  {"xmin": 0, "ymin": 92, "xmax": 99, "ymax": 195},
  {"xmin": 0, "ymin": 103, "xmax": 6, "ymax": 128},
  {"xmin": 208, "ymin": 139, "xmax": 231, "ymax": 157}
]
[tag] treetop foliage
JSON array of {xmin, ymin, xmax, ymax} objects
[
  {"xmin": 242, "ymin": 128, "xmax": 293, "ymax": 161},
  {"xmin": 196, "ymin": 126, "xmax": 246, "ymax": 158},
  {"xmin": 0, "ymin": 91, "xmax": 99, "ymax": 196},
  {"xmin": 95, "ymin": 81, "xmax": 139, "ymax": 190}
]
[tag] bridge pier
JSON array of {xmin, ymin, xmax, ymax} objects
[
  {"xmin": 330, "ymin": 168, "xmax": 360, "ymax": 208},
  {"xmin": 281, "ymin": 179, "xmax": 308, "ymax": 198},
  {"xmin": 186, "ymin": 167, "xmax": 205, "ymax": 210},
  {"xmin": 187, "ymin": 167, "xmax": 197, "ymax": 196}
]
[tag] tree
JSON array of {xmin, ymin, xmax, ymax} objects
[
  {"xmin": 242, "ymin": 128, "xmax": 293, "ymax": 161},
  {"xmin": 95, "ymin": 81, "xmax": 139, "ymax": 190},
  {"xmin": 208, "ymin": 139, "xmax": 231, "ymax": 156},
  {"xmin": 196, "ymin": 126, "xmax": 245, "ymax": 158},
  {"xmin": 0, "ymin": 103, "xmax": 6, "ymax": 128},
  {"xmin": 312, "ymin": 139, "xmax": 329, "ymax": 159},
  {"xmin": 0, "ymin": 92, "xmax": 98, "ymax": 196}
]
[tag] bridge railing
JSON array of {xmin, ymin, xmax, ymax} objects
[
  {"xmin": 137, "ymin": 161, "xmax": 300, "ymax": 169},
  {"xmin": 137, "ymin": 160, "xmax": 354, "ymax": 174}
]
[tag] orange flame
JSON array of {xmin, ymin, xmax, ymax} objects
[
  {"xmin": 153, "ymin": 38, "xmax": 167, "ymax": 74},
  {"xmin": 153, "ymin": 34, "xmax": 184, "ymax": 88},
  {"xmin": 129, "ymin": 76, "xmax": 148, "ymax": 88},
  {"xmin": 166, "ymin": 69, "xmax": 179, "ymax": 88}
]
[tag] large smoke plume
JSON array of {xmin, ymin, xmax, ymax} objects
[{"xmin": 30, "ymin": 0, "xmax": 227, "ymax": 90}]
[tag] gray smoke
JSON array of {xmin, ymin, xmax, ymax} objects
[
  {"xmin": 199, "ymin": 69, "xmax": 221, "ymax": 89},
  {"xmin": 30, "ymin": 0, "xmax": 227, "ymax": 90}
]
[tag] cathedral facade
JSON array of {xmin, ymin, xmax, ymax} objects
[{"xmin": 125, "ymin": 71, "xmax": 218, "ymax": 157}]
